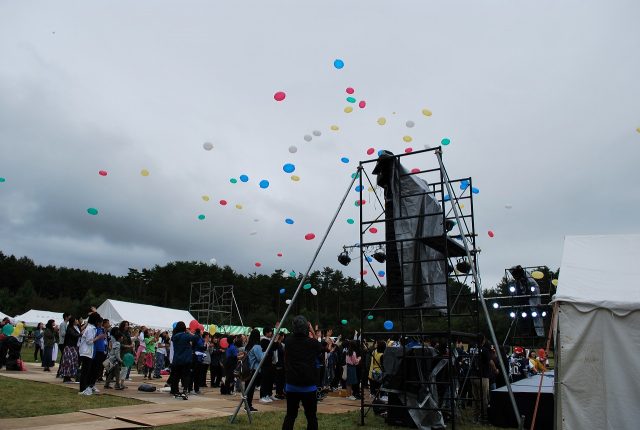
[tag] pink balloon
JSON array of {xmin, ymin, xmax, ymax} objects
[
  {"xmin": 370, "ymin": 227, "xmax": 378, "ymax": 234},
  {"xmin": 277, "ymin": 252, "xmax": 283, "ymax": 257},
  {"xmin": 219, "ymin": 199, "xmax": 227, "ymax": 206},
  {"xmin": 255, "ymin": 262, "xmax": 262, "ymax": 267},
  {"xmin": 346, "ymin": 87, "xmax": 355, "ymax": 94},
  {"xmin": 98, "ymin": 170, "xmax": 108, "ymax": 176},
  {"xmin": 366, "ymin": 148, "xmax": 375, "ymax": 155},
  {"xmin": 274, "ymin": 91, "xmax": 286, "ymax": 101},
  {"xmin": 304, "ymin": 233, "xmax": 316, "ymax": 241},
  {"xmin": 358, "ymin": 100, "xmax": 366, "ymax": 108},
  {"xmin": 361, "ymin": 270, "xmax": 368, "ymax": 275},
  {"xmin": 220, "ymin": 338, "xmax": 229, "ymax": 349},
  {"xmin": 488, "ymin": 230, "xmax": 495, "ymax": 238},
  {"xmin": 404, "ymin": 147, "xmax": 413, "ymax": 153},
  {"xmin": 411, "ymin": 168, "xmax": 420, "ymax": 174}
]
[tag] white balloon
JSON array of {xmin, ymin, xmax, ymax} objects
[
  {"xmin": 505, "ymin": 204, "xmax": 513, "ymax": 209},
  {"xmin": 310, "ymin": 288, "xmax": 318, "ymax": 296},
  {"xmin": 254, "ymin": 219, "xmax": 260, "ymax": 222},
  {"xmin": 288, "ymin": 145, "xmax": 298, "ymax": 153},
  {"xmin": 312, "ymin": 130, "xmax": 321, "ymax": 137},
  {"xmin": 303, "ymin": 135, "xmax": 312, "ymax": 142},
  {"xmin": 282, "ymin": 272, "xmax": 289, "ymax": 278},
  {"xmin": 285, "ymin": 299, "xmax": 292, "ymax": 305},
  {"xmin": 405, "ymin": 120, "xmax": 415, "ymax": 128},
  {"xmin": 249, "ymin": 231, "xmax": 257, "ymax": 236},
  {"xmin": 203, "ymin": 142, "xmax": 214, "ymax": 151},
  {"xmin": 209, "ymin": 258, "xmax": 217, "ymax": 265}
]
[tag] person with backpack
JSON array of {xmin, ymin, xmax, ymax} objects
[
  {"xmin": 244, "ymin": 329, "xmax": 263, "ymax": 411},
  {"xmin": 368, "ymin": 341, "xmax": 385, "ymax": 399}
]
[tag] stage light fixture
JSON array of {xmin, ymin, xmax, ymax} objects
[
  {"xmin": 530, "ymin": 286, "xmax": 536, "ymax": 292},
  {"xmin": 509, "ymin": 312, "xmax": 516, "ymax": 318},
  {"xmin": 509, "ymin": 286, "xmax": 516, "ymax": 293},
  {"xmin": 531, "ymin": 311, "xmax": 538, "ymax": 317},
  {"xmin": 492, "ymin": 302, "xmax": 499, "ymax": 309},
  {"xmin": 542, "ymin": 311, "xmax": 547, "ymax": 317},
  {"xmin": 455, "ymin": 259, "xmax": 471, "ymax": 274},
  {"xmin": 373, "ymin": 248, "xmax": 386, "ymax": 263},
  {"xmin": 521, "ymin": 312, "xmax": 527, "ymax": 318},
  {"xmin": 337, "ymin": 251, "xmax": 351, "ymax": 266},
  {"xmin": 445, "ymin": 219, "xmax": 456, "ymax": 232}
]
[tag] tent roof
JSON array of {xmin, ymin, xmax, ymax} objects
[
  {"xmin": 97, "ymin": 299, "xmax": 195, "ymax": 330},
  {"xmin": 554, "ymin": 234, "xmax": 640, "ymax": 311},
  {"xmin": 206, "ymin": 325, "xmax": 289, "ymax": 335},
  {"xmin": 13, "ymin": 309, "xmax": 64, "ymax": 326}
]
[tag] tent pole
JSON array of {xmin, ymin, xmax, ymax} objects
[
  {"xmin": 231, "ymin": 290, "xmax": 244, "ymax": 328},
  {"xmin": 228, "ymin": 170, "xmax": 359, "ymax": 424},
  {"xmin": 530, "ymin": 302, "xmax": 559, "ymax": 430},
  {"xmin": 435, "ymin": 149, "xmax": 524, "ymax": 430}
]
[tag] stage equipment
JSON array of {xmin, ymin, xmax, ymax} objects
[
  {"xmin": 455, "ymin": 259, "xmax": 471, "ymax": 274},
  {"xmin": 189, "ymin": 283, "xmax": 243, "ymax": 327},
  {"xmin": 337, "ymin": 249, "xmax": 351, "ymax": 266},
  {"xmin": 373, "ymin": 248, "xmax": 387, "ymax": 263}
]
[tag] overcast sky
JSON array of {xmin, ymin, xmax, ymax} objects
[{"xmin": 1, "ymin": 1, "xmax": 639, "ymax": 291}]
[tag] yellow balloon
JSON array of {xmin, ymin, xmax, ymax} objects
[
  {"xmin": 459, "ymin": 203, "xmax": 465, "ymax": 209},
  {"xmin": 403, "ymin": 135, "xmax": 413, "ymax": 143},
  {"xmin": 344, "ymin": 106, "xmax": 353, "ymax": 113},
  {"xmin": 377, "ymin": 117, "xmax": 386, "ymax": 126},
  {"xmin": 367, "ymin": 187, "xmax": 374, "ymax": 192},
  {"xmin": 422, "ymin": 108, "xmax": 432, "ymax": 117},
  {"xmin": 235, "ymin": 204, "xmax": 243, "ymax": 209},
  {"xmin": 202, "ymin": 195, "xmax": 210, "ymax": 202},
  {"xmin": 12, "ymin": 322, "xmax": 24, "ymax": 337},
  {"xmin": 636, "ymin": 127, "xmax": 640, "ymax": 133},
  {"xmin": 140, "ymin": 169, "xmax": 149, "ymax": 177},
  {"xmin": 331, "ymin": 125, "xmax": 339, "ymax": 131},
  {"xmin": 531, "ymin": 271, "xmax": 544, "ymax": 280},
  {"xmin": 552, "ymin": 279, "xmax": 558, "ymax": 287},
  {"xmin": 208, "ymin": 324, "xmax": 217, "ymax": 335},
  {"xmin": 291, "ymin": 175, "xmax": 300, "ymax": 182}
]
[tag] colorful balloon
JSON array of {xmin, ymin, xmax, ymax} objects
[
  {"xmin": 219, "ymin": 199, "xmax": 227, "ymax": 205},
  {"xmin": 235, "ymin": 204, "xmax": 243, "ymax": 209},
  {"xmin": 333, "ymin": 59, "xmax": 345, "ymax": 69},
  {"xmin": 346, "ymin": 97, "xmax": 356, "ymax": 103},
  {"xmin": 87, "ymin": 208, "xmax": 98, "ymax": 216},
  {"xmin": 289, "ymin": 145, "xmax": 298, "ymax": 153},
  {"xmin": 552, "ymin": 279, "xmax": 559, "ymax": 287},
  {"xmin": 531, "ymin": 271, "xmax": 544, "ymax": 280},
  {"xmin": 377, "ymin": 117, "xmax": 386, "ymax": 125},
  {"xmin": 411, "ymin": 168, "xmax": 420, "ymax": 174},
  {"xmin": 403, "ymin": 135, "xmax": 413, "ymax": 143},
  {"xmin": 285, "ymin": 299, "xmax": 292, "ymax": 305},
  {"xmin": 460, "ymin": 180, "xmax": 469, "ymax": 190},
  {"xmin": 279, "ymin": 288, "xmax": 286, "ymax": 295},
  {"xmin": 488, "ymin": 230, "xmax": 495, "ymax": 238},
  {"xmin": 358, "ymin": 100, "xmax": 366, "ymax": 108},
  {"xmin": 202, "ymin": 195, "xmax": 210, "ymax": 201},
  {"xmin": 370, "ymin": 227, "xmax": 378, "ymax": 234},
  {"xmin": 441, "ymin": 138, "xmax": 451, "ymax": 145},
  {"xmin": 310, "ymin": 288, "xmax": 318, "ymax": 296},
  {"xmin": 203, "ymin": 142, "xmax": 214, "ymax": 151},
  {"xmin": 285, "ymin": 218, "xmax": 295, "ymax": 224},
  {"xmin": 291, "ymin": 175, "xmax": 300, "ymax": 182},
  {"xmin": 259, "ymin": 180, "xmax": 270, "ymax": 189},
  {"xmin": 406, "ymin": 120, "xmax": 415, "ymax": 128},
  {"xmin": 355, "ymin": 185, "xmax": 363, "ymax": 192},
  {"xmin": 198, "ymin": 214, "xmax": 206, "ymax": 220},
  {"xmin": 239, "ymin": 175, "xmax": 249, "ymax": 182},
  {"xmin": 422, "ymin": 108, "xmax": 432, "ymax": 117},
  {"xmin": 283, "ymin": 163, "xmax": 295, "ymax": 173},
  {"xmin": 255, "ymin": 262, "xmax": 262, "ymax": 267},
  {"xmin": 330, "ymin": 125, "xmax": 339, "ymax": 131},
  {"xmin": 140, "ymin": 169, "xmax": 149, "ymax": 176},
  {"xmin": 277, "ymin": 252, "xmax": 283, "ymax": 257},
  {"xmin": 210, "ymin": 258, "xmax": 217, "ymax": 265},
  {"xmin": 344, "ymin": 106, "xmax": 353, "ymax": 113},
  {"xmin": 2, "ymin": 324, "xmax": 14, "ymax": 336},
  {"xmin": 274, "ymin": 91, "xmax": 286, "ymax": 101},
  {"xmin": 378, "ymin": 270, "xmax": 385, "ymax": 277},
  {"xmin": 303, "ymin": 283, "xmax": 312, "ymax": 290},
  {"xmin": 304, "ymin": 135, "xmax": 312, "ymax": 142},
  {"xmin": 230, "ymin": 178, "xmax": 238, "ymax": 184},
  {"xmin": 220, "ymin": 338, "xmax": 229, "ymax": 349},
  {"xmin": 305, "ymin": 233, "xmax": 316, "ymax": 240},
  {"xmin": 0, "ymin": 177, "xmax": 5, "ymax": 183},
  {"xmin": 367, "ymin": 315, "xmax": 374, "ymax": 321},
  {"xmin": 366, "ymin": 148, "xmax": 375, "ymax": 155},
  {"xmin": 471, "ymin": 187, "xmax": 480, "ymax": 194},
  {"xmin": 347, "ymin": 218, "xmax": 354, "ymax": 224},
  {"xmin": 383, "ymin": 320, "xmax": 394, "ymax": 330},
  {"xmin": 98, "ymin": 170, "xmax": 107, "ymax": 176},
  {"xmin": 405, "ymin": 147, "xmax": 413, "ymax": 153},
  {"xmin": 340, "ymin": 157, "xmax": 350, "ymax": 163},
  {"xmin": 209, "ymin": 324, "xmax": 217, "ymax": 335},
  {"xmin": 341, "ymin": 319, "xmax": 348, "ymax": 325},
  {"xmin": 346, "ymin": 87, "xmax": 354, "ymax": 94}
]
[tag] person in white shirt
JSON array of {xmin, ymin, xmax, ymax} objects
[{"xmin": 78, "ymin": 313, "xmax": 107, "ymax": 395}]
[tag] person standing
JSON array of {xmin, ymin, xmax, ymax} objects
[
  {"xmin": 154, "ymin": 332, "xmax": 167, "ymax": 379},
  {"xmin": 471, "ymin": 334, "xmax": 493, "ymax": 424},
  {"xmin": 274, "ymin": 332, "xmax": 286, "ymax": 399},
  {"xmin": 93, "ymin": 319, "xmax": 109, "ymax": 383},
  {"xmin": 118, "ymin": 321, "xmax": 134, "ymax": 381},
  {"xmin": 170, "ymin": 322, "xmax": 198, "ymax": 399},
  {"xmin": 282, "ymin": 315, "xmax": 323, "ymax": 430},
  {"xmin": 60, "ymin": 317, "xmax": 81, "ymax": 383},
  {"xmin": 209, "ymin": 335, "xmax": 224, "ymax": 388},
  {"xmin": 56, "ymin": 313, "xmax": 69, "ymax": 377},
  {"xmin": 244, "ymin": 329, "xmax": 263, "ymax": 411},
  {"xmin": 33, "ymin": 323, "xmax": 44, "ymax": 362},
  {"xmin": 222, "ymin": 336, "xmax": 238, "ymax": 395},
  {"xmin": 78, "ymin": 313, "xmax": 106, "ymax": 395},
  {"xmin": 259, "ymin": 327, "xmax": 276, "ymax": 403},
  {"xmin": 42, "ymin": 320, "xmax": 58, "ymax": 372}
]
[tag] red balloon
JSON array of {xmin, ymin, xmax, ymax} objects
[
  {"xmin": 189, "ymin": 320, "xmax": 199, "ymax": 332},
  {"xmin": 255, "ymin": 262, "xmax": 262, "ymax": 267},
  {"xmin": 488, "ymin": 230, "xmax": 495, "ymax": 238},
  {"xmin": 411, "ymin": 168, "xmax": 420, "ymax": 174},
  {"xmin": 346, "ymin": 87, "xmax": 354, "ymax": 94},
  {"xmin": 358, "ymin": 100, "xmax": 366, "ymax": 108},
  {"xmin": 277, "ymin": 252, "xmax": 283, "ymax": 257},
  {"xmin": 361, "ymin": 270, "xmax": 368, "ymax": 275},
  {"xmin": 219, "ymin": 200, "xmax": 227, "ymax": 206},
  {"xmin": 274, "ymin": 91, "xmax": 286, "ymax": 101},
  {"xmin": 404, "ymin": 147, "xmax": 413, "ymax": 153},
  {"xmin": 98, "ymin": 170, "xmax": 108, "ymax": 176},
  {"xmin": 304, "ymin": 233, "xmax": 316, "ymax": 241},
  {"xmin": 370, "ymin": 227, "xmax": 378, "ymax": 234},
  {"xmin": 220, "ymin": 338, "xmax": 229, "ymax": 349},
  {"xmin": 366, "ymin": 148, "xmax": 375, "ymax": 155}
]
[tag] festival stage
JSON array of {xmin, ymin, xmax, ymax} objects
[{"xmin": 489, "ymin": 371, "xmax": 554, "ymax": 429}]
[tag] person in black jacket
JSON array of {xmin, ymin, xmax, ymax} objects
[{"xmin": 282, "ymin": 315, "xmax": 323, "ymax": 430}]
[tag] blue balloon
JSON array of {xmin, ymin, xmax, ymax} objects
[
  {"xmin": 383, "ymin": 320, "xmax": 394, "ymax": 330},
  {"xmin": 340, "ymin": 157, "xmax": 349, "ymax": 164},
  {"xmin": 283, "ymin": 163, "xmax": 295, "ymax": 173},
  {"xmin": 172, "ymin": 322, "xmax": 178, "ymax": 329},
  {"xmin": 366, "ymin": 256, "xmax": 373, "ymax": 263},
  {"xmin": 259, "ymin": 180, "xmax": 270, "ymax": 189},
  {"xmin": 279, "ymin": 288, "xmax": 286, "ymax": 295},
  {"xmin": 285, "ymin": 218, "xmax": 295, "ymax": 224},
  {"xmin": 377, "ymin": 150, "xmax": 385, "ymax": 156},
  {"xmin": 460, "ymin": 180, "xmax": 469, "ymax": 190},
  {"xmin": 471, "ymin": 187, "xmax": 480, "ymax": 194},
  {"xmin": 443, "ymin": 194, "xmax": 451, "ymax": 202},
  {"xmin": 355, "ymin": 185, "xmax": 363, "ymax": 192},
  {"xmin": 239, "ymin": 174, "xmax": 249, "ymax": 182},
  {"xmin": 378, "ymin": 270, "xmax": 386, "ymax": 277},
  {"xmin": 333, "ymin": 59, "xmax": 345, "ymax": 69}
]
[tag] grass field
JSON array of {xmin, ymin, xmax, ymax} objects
[{"xmin": 0, "ymin": 376, "xmax": 147, "ymax": 418}]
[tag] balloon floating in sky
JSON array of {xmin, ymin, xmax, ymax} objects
[
  {"xmin": 355, "ymin": 185, "xmax": 363, "ymax": 192},
  {"xmin": 405, "ymin": 147, "xmax": 413, "ymax": 153},
  {"xmin": 351, "ymin": 172, "xmax": 360, "ymax": 179},
  {"xmin": 286, "ymin": 299, "xmax": 292, "ymax": 305},
  {"xmin": 355, "ymin": 199, "xmax": 366, "ymax": 206},
  {"xmin": 365, "ymin": 256, "xmax": 373, "ymax": 263},
  {"xmin": 403, "ymin": 135, "xmax": 413, "ymax": 143},
  {"xmin": 411, "ymin": 168, "xmax": 420, "ymax": 174},
  {"xmin": 285, "ymin": 218, "xmax": 295, "ymax": 225},
  {"xmin": 303, "ymin": 283, "xmax": 311, "ymax": 290},
  {"xmin": 203, "ymin": 142, "xmax": 213, "ymax": 151},
  {"xmin": 304, "ymin": 233, "xmax": 316, "ymax": 240},
  {"xmin": 255, "ymin": 262, "xmax": 262, "ymax": 267},
  {"xmin": 277, "ymin": 252, "xmax": 283, "ymax": 257},
  {"xmin": 505, "ymin": 204, "xmax": 513, "ymax": 209},
  {"xmin": 341, "ymin": 319, "xmax": 348, "ymax": 325},
  {"xmin": 239, "ymin": 175, "xmax": 249, "ymax": 183},
  {"xmin": 274, "ymin": 91, "xmax": 286, "ymax": 101},
  {"xmin": 313, "ymin": 130, "xmax": 322, "ymax": 137},
  {"xmin": 422, "ymin": 108, "xmax": 432, "ymax": 117},
  {"xmin": 310, "ymin": 288, "xmax": 318, "ymax": 296},
  {"xmin": 531, "ymin": 271, "xmax": 544, "ymax": 280},
  {"xmin": 0, "ymin": 177, "xmax": 5, "ymax": 183},
  {"xmin": 283, "ymin": 163, "xmax": 295, "ymax": 173},
  {"xmin": 340, "ymin": 157, "xmax": 350, "ymax": 164},
  {"xmin": 235, "ymin": 204, "xmax": 243, "ymax": 209},
  {"xmin": 279, "ymin": 288, "xmax": 286, "ymax": 295},
  {"xmin": 378, "ymin": 270, "xmax": 385, "ymax": 277},
  {"xmin": 333, "ymin": 59, "xmax": 345, "ymax": 69},
  {"xmin": 347, "ymin": 218, "xmax": 354, "ymax": 224},
  {"xmin": 377, "ymin": 117, "xmax": 386, "ymax": 125},
  {"xmin": 443, "ymin": 194, "xmax": 451, "ymax": 202},
  {"xmin": 219, "ymin": 199, "xmax": 227, "ymax": 206},
  {"xmin": 290, "ymin": 271, "xmax": 296, "ymax": 277},
  {"xmin": 460, "ymin": 180, "xmax": 469, "ymax": 190},
  {"xmin": 202, "ymin": 195, "xmax": 210, "ymax": 201},
  {"xmin": 366, "ymin": 148, "xmax": 375, "ymax": 155},
  {"xmin": 98, "ymin": 170, "xmax": 108, "ymax": 176},
  {"xmin": 304, "ymin": 135, "xmax": 312, "ymax": 142},
  {"xmin": 358, "ymin": 100, "xmax": 366, "ymax": 108},
  {"xmin": 330, "ymin": 125, "xmax": 339, "ymax": 131},
  {"xmin": 383, "ymin": 320, "xmax": 394, "ymax": 330},
  {"xmin": 441, "ymin": 138, "xmax": 451, "ymax": 145},
  {"xmin": 361, "ymin": 270, "xmax": 368, "ymax": 275},
  {"xmin": 198, "ymin": 214, "xmax": 206, "ymax": 220},
  {"xmin": 290, "ymin": 175, "xmax": 300, "ymax": 182},
  {"xmin": 344, "ymin": 106, "xmax": 353, "ymax": 113},
  {"xmin": 346, "ymin": 87, "xmax": 354, "ymax": 94},
  {"xmin": 552, "ymin": 279, "xmax": 559, "ymax": 287},
  {"xmin": 367, "ymin": 314, "xmax": 374, "ymax": 321},
  {"xmin": 346, "ymin": 96, "xmax": 356, "ymax": 103},
  {"xmin": 87, "ymin": 208, "xmax": 98, "ymax": 216},
  {"xmin": 210, "ymin": 258, "xmax": 217, "ymax": 265},
  {"xmin": 230, "ymin": 178, "xmax": 238, "ymax": 184},
  {"xmin": 288, "ymin": 145, "xmax": 298, "ymax": 153},
  {"xmin": 471, "ymin": 187, "xmax": 480, "ymax": 194},
  {"xmin": 259, "ymin": 180, "xmax": 270, "ymax": 189},
  {"xmin": 488, "ymin": 230, "xmax": 495, "ymax": 238},
  {"xmin": 140, "ymin": 169, "xmax": 149, "ymax": 177},
  {"xmin": 406, "ymin": 120, "xmax": 415, "ymax": 128},
  {"xmin": 370, "ymin": 227, "xmax": 378, "ymax": 234}
]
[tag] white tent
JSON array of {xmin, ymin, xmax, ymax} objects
[
  {"xmin": 13, "ymin": 309, "xmax": 64, "ymax": 327},
  {"xmin": 554, "ymin": 234, "xmax": 640, "ymax": 430},
  {"xmin": 96, "ymin": 299, "xmax": 195, "ymax": 330}
]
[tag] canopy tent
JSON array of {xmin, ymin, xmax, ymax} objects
[
  {"xmin": 206, "ymin": 324, "xmax": 288, "ymax": 336},
  {"xmin": 553, "ymin": 234, "xmax": 640, "ymax": 430},
  {"xmin": 96, "ymin": 299, "xmax": 195, "ymax": 331},
  {"xmin": 13, "ymin": 309, "xmax": 64, "ymax": 327}
]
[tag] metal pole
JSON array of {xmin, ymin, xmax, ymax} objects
[
  {"xmin": 229, "ymin": 170, "xmax": 359, "ymax": 424},
  {"xmin": 435, "ymin": 149, "xmax": 524, "ymax": 430},
  {"xmin": 231, "ymin": 290, "xmax": 244, "ymax": 328}
]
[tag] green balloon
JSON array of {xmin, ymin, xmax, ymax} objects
[
  {"xmin": 0, "ymin": 177, "xmax": 5, "ymax": 183},
  {"xmin": 289, "ymin": 271, "xmax": 296, "ymax": 277},
  {"xmin": 230, "ymin": 178, "xmax": 238, "ymax": 184},
  {"xmin": 123, "ymin": 353, "xmax": 135, "ymax": 368},
  {"xmin": 347, "ymin": 218, "xmax": 354, "ymax": 224},
  {"xmin": 367, "ymin": 315, "xmax": 374, "ymax": 321},
  {"xmin": 351, "ymin": 172, "xmax": 360, "ymax": 179},
  {"xmin": 346, "ymin": 97, "xmax": 356, "ymax": 103},
  {"xmin": 87, "ymin": 208, "xmax": 98, "ymax": 216},
  {"xmin": 441, "ymin": 138, "xmax": 451, "ymax": 145},
  {"xmin": 303, "ymin": 283, "xmax": 312, "ymax": 290},
  {"xmin": 198, "ymin": 214, "xmax": 206, "ymax": 220},
  {"xmin": 2, "ymin": 324, "xmax": 13, "ymax": 336},
  {"xmin": 341, "ymin": 319, "xmax": 348, "ymax": 325}
]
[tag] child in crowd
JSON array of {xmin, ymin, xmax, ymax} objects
[
  {"xmin": 143, "ymin": 330, "xmax": 156, "ymax": 379},
  {"xmin": 154, "ymin": 332, "xmax": 167, "ymax": 378},
  {"xmin": 104, "ymin": 331, "xmax": 124, "ymax": 390}
]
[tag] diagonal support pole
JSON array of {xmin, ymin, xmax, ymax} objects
[
  {"xmin": 435, "ymin": 148, "xmax": 524, "ymax": 430},
  {"xmin": 228, "ymin": 169, "xmax": 359, "ymax": 424}
]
